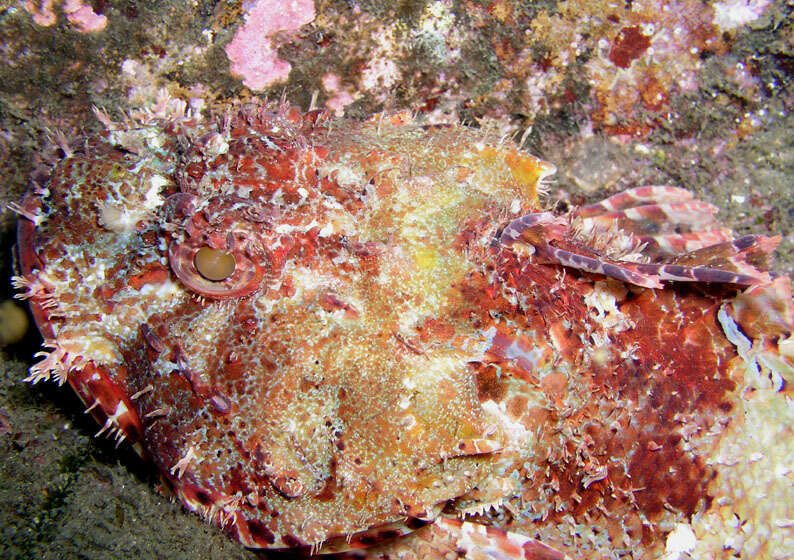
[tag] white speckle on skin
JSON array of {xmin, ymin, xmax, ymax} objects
[
  {"xmin": 480, "ymin": 400, "xmax": 531, "ymax": 452},
  {"xmin": 504, "ymin": 340, "xmax": 542, "ymax": 371},
  {"xmin": 664, "ymin": 523, "xmax": 696, "ymax": 556},
  {"xmin": 99, "ymin": 204, "xmax": 140, "ymax": 233},
  {"xmin": 236, "ymin": 185, "xmax": 254, "ymax": 198},
  {"xmin": 319, "ymin": 163, "xmax": 365, "ymax": 189},
  {"xmin": 147, "ymin": 134, "xmax": 164, "ymax": 149},
  {"xmin": 583, "ymin": 281, "xmax": 632, "ymax": 332},
  {"xmin": 275, "ymin": 220, "xmax": 319, "ymax": 234},
  {"xmin": 145, "ymin": 175, "xmax": 168, "ymax": 209},
  {"xmin": 322, "ymin": 198, "xmax": 344, "ymax": 210}
]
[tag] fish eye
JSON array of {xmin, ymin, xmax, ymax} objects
[
  {"xmin": 168, "ymin": 240, "xmax": 263, "ymax": 298},
  {"xmin": 194, "ymin": 247, "xmax": 236, "ymax": 282}
]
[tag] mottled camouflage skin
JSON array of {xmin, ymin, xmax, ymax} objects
[{"xmin": 12, "ymin": 99, "xmax": 793, "ymax": 558}]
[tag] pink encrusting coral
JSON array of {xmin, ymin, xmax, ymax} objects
[
  {"xmin": 322, "ymin": 72, "xmax": 355, "ymax": 115},
  {"xmin": 24, "ymin": 0, "xmax": 107, "ymax": 32},
  {"xmin": 63, "ymin": 0, "xmax": 107, "ymax": 32},
  {"xmin": 225, "ymin": 0, "xmax": 316, "ymax": 91},
  {"xmin": 23, "ymin": 0, "xmax": 56, "ymax": 26}
]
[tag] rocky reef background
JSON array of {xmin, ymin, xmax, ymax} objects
[{"xmin": 0, "ymin": 0, "xmax": 792, "ymax": 558}]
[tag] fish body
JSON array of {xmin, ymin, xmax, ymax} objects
[{"xmin": 13, "ymin": 99, "xmax": 794, "ymax": 558}]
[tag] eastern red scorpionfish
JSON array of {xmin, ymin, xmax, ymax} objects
[{"xmin": 11, "ymin": 96, "xmax": 794, "ymax": 559}]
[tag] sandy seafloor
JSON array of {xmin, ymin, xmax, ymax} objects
[{"xmin": 0, "ymin": 1, "xmax": 793, "ymax": 558}]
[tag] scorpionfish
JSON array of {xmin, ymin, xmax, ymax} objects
[{"xmin": 12, "ymin": 96, "xmax": 794, "ymax": 559}]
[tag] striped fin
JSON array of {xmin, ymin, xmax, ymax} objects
[
  {"xmin": 641, "ymin": 229, "xmax": 734, "ymax": 255},
  {"xmin": 575, "ymin": 185, "xmax": 695, "ymax": 217},
  {"xmin": 501, "ymin": 187, "xmax": 779, "ymax": 288},
  {"xmin": 575, "ymin": 186, "xmax": 723, "ymax": 237},
  {"xmin": 579, "ymin": 200, "xmax": 720, "ymax": 235},
  {"xmin": 632, "ymin": 262, "xmax": 770, "ymax": 285},
  {"xmin": 544, "ymin": 246, "xmax": 663, "ymax": 288},
  {"xmin": 669, "ymin": 235, "xmax": 780, "ymax": 269}
]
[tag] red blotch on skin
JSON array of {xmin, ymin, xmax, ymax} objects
[
  {"xmin": 540, "ymin": 371, "xmax": 567, "ymax": 399},
  {"xmin": 484, "ymin": 246, "xmax": 737, "ymax": 531},
  {"xmin": 185, "ymin": 161, "xmax": 206, "ymax": 180},
  {"xmin": 627, "ymin": 433, "xmax": 710, "ymax": 517},
  {"xmin": 474, "ymin": 363, "xmax": 509, "ymax": 403},
  {"xmin": 93, "ymin": 284, "xmax": 116, "ymax": 304},
  {"xmin": 260, "ymin": 152, "xmax": 296, "ymax": 181},
  {"xmin": 128, "ymin": 267, "xmax": 170, "ymax": 289},
  {"xmin": 419, "ymin": 318, "xmax": 455, "ymax": 343},
  {"xmin": 616, "ymin": 289, "xmax": 736, "ymax": 418},
  {"xmin": 319, "ymin": 292, "xmax": 359, "ymax": 318},
  {"xmin": 609, "ymin": 26, "xmax": 652, "ymax": 69}
]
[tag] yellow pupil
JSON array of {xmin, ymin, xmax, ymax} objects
[{"xmin": 193, "ymin": 247, "xmax": 236, "ymax": 282}]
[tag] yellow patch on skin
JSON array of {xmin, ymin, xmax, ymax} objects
[
  {"xmin": 502, "ymin": 149, "xmax": 549, "ymax": 193},
  {"xmin": 463, "ymin": 145, "xmax": 555, "ymax": 201},
  {"xmin": 413, "ymin": 245, "xmax": 439, "ymax": 272}
]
